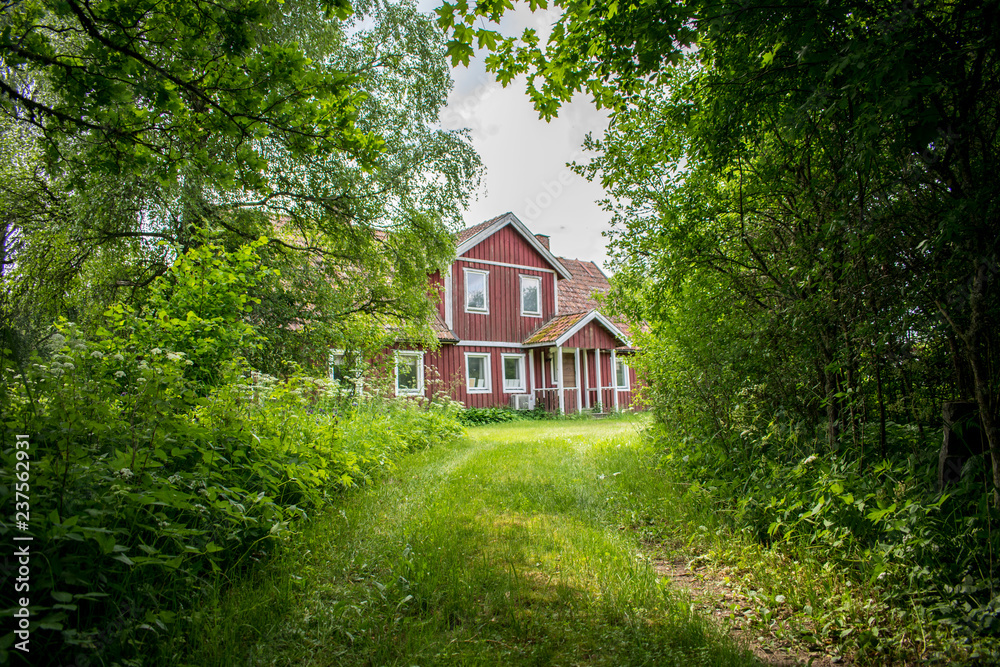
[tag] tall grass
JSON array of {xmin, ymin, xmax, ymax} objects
[{"xmin": 183, "ymin": 417, "xmax": 755, "ymax": 666}]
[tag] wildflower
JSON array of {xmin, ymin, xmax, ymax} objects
[
  {"xmin": 116, "ymin": 468, "xmax": 134, "ymax": 480},
  {"xmin": 114, "ymin": 371, "xmax": 126, "ymax": 379},
  {"xmin": 802, "ymin": 454, "xmax": 818, "ymax": 466},
  {"xmin": 166, "ymin": 352, "xmax": 181, "ymax": 361},
  {"xmin": 113, "ymin": 353, "xmax": 125, "ymax": 362},
  {"xmin": 775, "ymin": 595, "xmax": 786, "ymax": 604},
  {"xmin": 90, "ymin": 351, "xmax": 104, "ymax": 359},
  {"xmin": 151, "ymin": 348, "xmax": 161, "ymax": 355}
]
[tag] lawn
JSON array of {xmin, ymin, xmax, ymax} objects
[{"xmin": 183, "ymin": 416, "xmax": 757, "ymax": 666}]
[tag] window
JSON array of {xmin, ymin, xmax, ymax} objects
[
  {"xmin": 395, "ymin": 351, "xmax": 424, "ymax": 395},
  {"xmin": 465, "ymin": 352, "xmax": 491, "ymax": 392},
  {"xmin": 520, "ymin": 275, "xmax": 542, "ymax": 317},
  {"xmin": 615, "ymin": 358, "xmax": 629, "ymax": 390},
  {"xmin": 502, "ymin": 354, "xmax": 526, "ymax": 392},
  {"xmin": 464, "ymin": 269, "xmax": 488, "ymax": 313},
  {"xmin": 329, "ymin": 349, "xmax": 363, "ymax": 392}
]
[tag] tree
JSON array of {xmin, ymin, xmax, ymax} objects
[
  {"xmin": 2, "ymin": 0, "xmax": 481, "ymax": 369},
  {"xmin": 439, "ymin": 0, "xmax": 1000, "ymax": 494}
]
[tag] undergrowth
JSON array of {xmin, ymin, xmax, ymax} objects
[
  {"xmin": 0, "ymin": 236, "xmax": 464, "ymax": 666},
  {"xmin": 646, "ymin": 420, "xmax": 1000, "ymax": 665}
]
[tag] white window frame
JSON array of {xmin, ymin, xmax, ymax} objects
[
  {"xmin": 394, "ymin": 351, "xmax": 424, "ymax": 396},
  {"xmin": 464, "ymin": 352, "xmax": 492, "ymax": 393},
  {"xmin": 519, "ymin": 274, "xmax": 542, "ymax": 317},
  {"xmin": 464, "ymin": 268, "xmax": 489, "ymax": 314},
  {"xmin": 329, "ymin": 348, "xmax": 364, "ymax": 393},
  {"xmin": 615, "ymin": 358, "xmax": 630, "ymax": 390},
  {"xmin": 501, "ymin": 353, "xmax": 526, "ymax": 393}
]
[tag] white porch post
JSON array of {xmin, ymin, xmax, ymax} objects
[
  {"xmin": 556, "ymin": 346, "xmax": 565, "ymax": 414},
  {"xmin": 594, "ymin": 348, "xmax": 602, "ymax": 412},
  {"xmin": 611, "ymin": 348, "xmax": 619, "ymax": 412},
  {"xmin": 529, "ymin": 348, "xmax": 537, "ymax": 402},
  {"xmin": 582, "ymin": 349, "xmax": 590, "ymax": 409},
  {"xmin": 574, "ymin": 348, "xmax": 582, "ymax": 413}
]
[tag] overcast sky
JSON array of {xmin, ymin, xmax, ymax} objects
[{"xmin": 418, "ymin": 2, "xmax": 616, "ymax": 270}]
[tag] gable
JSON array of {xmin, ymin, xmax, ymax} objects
[
  {"xmin": 563, "ymin": 320, "xmax": 620, "ymax": 350},
  {"xmin": 460, "ymin": 223, "xmax": 552, "ymax": 270},
  {"xmin": 456, "ymin": 212, "xmax": 572, "ymax": 278}
]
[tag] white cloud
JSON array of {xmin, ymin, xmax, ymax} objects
[{"xmin": 421, "ymin": 1, "xmax": 615, "ymax": 270}]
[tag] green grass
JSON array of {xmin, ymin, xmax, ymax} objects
[{"xmin": 179, "ymin": 416, "xmax": 757, "ymax": 666}]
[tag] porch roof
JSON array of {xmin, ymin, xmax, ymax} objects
[{"xmin": 523, "ymin": 309, "xmax": 630, "ymax": 349}]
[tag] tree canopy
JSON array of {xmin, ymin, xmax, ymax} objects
[{"xmin": 2, "ymin": 0, "xmax": 482, "ymax": 369}]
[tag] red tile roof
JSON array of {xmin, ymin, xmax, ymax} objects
[
  {"xmin": 557, "ymin": 257, "xmax": 611, "ymax": 312},
  {"xmin": 431, "ymin": 311, "xmax": 459, "ymax": 343},
  {"xmin": 523, "ymin": 312, "xmax": 590, "ymax": 345},
  {"xmin": 457, "ymin": 213, "xmax": 508, "ymax": 243}
]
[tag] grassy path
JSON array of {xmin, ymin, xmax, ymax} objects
[{"xmin": 194, "ymin": 419, "xmax": 756, "ymax": 666}]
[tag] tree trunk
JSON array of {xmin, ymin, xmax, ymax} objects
[{"xmin": 963, "ymin": 259, "xmax": 1000, "ymax": 504}]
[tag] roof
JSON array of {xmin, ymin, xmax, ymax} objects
[
  {"xmin": 524, "ymin": 309, "xmax": 630, "ymax": 348},
  {"xmin": 557, "ymin": 257, "xmax": 611, "ymax": 312},
  {"xmin": 431, "ymin": 311, "xmax": 459, "ymax": 343},
  {"xmin": 457, "ymin": 214, "xmax": 507, "ymax": 244},
  {"xmin": 523, "ymin": 312, "xmax": 589, "ymax": 345}
]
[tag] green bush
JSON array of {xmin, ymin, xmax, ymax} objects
[
  {"xmin": 457, "ymin": 406, "xmax": 525, "ymax": 425},
  {"xmin": 0, "ymin": 242, "xmax": 464, "ymax": 665},
  {"xmin": 653, "ymin": 421, "xmax": 1000, "ymax": 659}
]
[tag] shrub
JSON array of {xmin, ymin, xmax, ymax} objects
[
  {"xmin": 0, "ymin": 326, "xmax": 463, "ymax": 665},
  {"xmin": 457, "ymin": 406, "xmax": 526, "ymax": 425}
]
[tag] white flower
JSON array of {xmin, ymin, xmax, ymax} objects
[
  {"xmin": 114, "ymin": 371, "xmax": 126, "ymax": 379},
  {"xmin": 802, "ymin": 455, "xmax": 818, "ymax": 466},
  {"xmin": 113, "ymin": 353, "xmax": 125, "ymax": 362},
  {"xmin": 151, "ymin": 348, "xmax": 162, "ymax": 355},
  {"xmin": 90, "ymin": 351, "xmax": 104, "ymax": 359},
  {"xmin": 775, "ymin": 595, "xmax": 786, "ymax": 603},
  {"xmin": 116, "ymin": 468, "xmax": 134, "ymax": 480}
]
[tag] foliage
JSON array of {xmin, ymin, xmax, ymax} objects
[
  {"xmin": 179, "ymin": 417, "xmax": 754, "ymax": 667},
  {"xmin": 458, "ymin": 406, "xmax": 529, "ymax": 425},
  {"xmin": 1, "ymin": 0, "xmax": 482, "ymax": 372},
  {"xmin": 0, "ymin": 265, "xmax": 463, "ymax": 666}
]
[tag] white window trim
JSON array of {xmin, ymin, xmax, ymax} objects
[
  {"xmin": 501, "ymin": 353, "xmax": 527, "ymax": 393},
  {"xmin": 615, "ymin": 358, "xmax": 630, "ymax": 390},
  {"xmin": 329, "ymin": 348, "xmax": 346, "ymax": 380},
  {"xmin": 464, "ymin": 268, "xmax": 489, "ymax": 314},
  {"xmin": 394, "ymin": 350, "xmax": 424, "ymax": 396},
  {"xmin": 464, "ymin": 351, "xmax": 492, "ymax": 393},
  {"xmin": 519, "ymin": 274, "xmax": 543, "ymax": 317}
]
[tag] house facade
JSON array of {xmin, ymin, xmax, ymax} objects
[{"xmin": 375, "ymin": 213, "xmax": 640, "ymax": 413}]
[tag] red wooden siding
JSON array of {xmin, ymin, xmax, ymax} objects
[
  {"xmin": 449, "ymin": 260, "xmax": 555, "ymax": 343},
  {"xmin": 562, "ymin": 321, "xmax": 619, "ymax": 350},
  {"xmin": 461, "ymin": 223, "xmax": 552, "ymax": 269},
  {"xmin": 422, "ymin": 344, "xmax": 530, "ymax": 408}
]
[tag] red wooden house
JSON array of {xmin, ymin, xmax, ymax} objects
[{"xmin": 337, "ymin": 213, "xmax": 641, "ymax": 412}]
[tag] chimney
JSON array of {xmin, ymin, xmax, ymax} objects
[{"xmin": 535, "ymin": 234, "xmax": 550, "ymax": 250}]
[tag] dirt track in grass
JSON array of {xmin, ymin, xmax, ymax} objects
[{"xmin": 228, "ymin": 417, "xmax": 840, "ymax": 666}]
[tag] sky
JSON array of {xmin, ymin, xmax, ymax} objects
[{"xmin": 418, "ymin": 3, "xmax": 616, "ymax": 270}]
